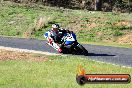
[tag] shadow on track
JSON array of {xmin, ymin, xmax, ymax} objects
[
  {"xmin": 63, "ymin": 52, "xmax": 115, "ymax": 57},
  {"xmin": 87, "ymin": 53, "xmax": 115, "ymax": 57}
]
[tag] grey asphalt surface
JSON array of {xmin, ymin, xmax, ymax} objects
[{"xmin": 0, "ymin": 36, "xmax": 132, "ymax": 67}]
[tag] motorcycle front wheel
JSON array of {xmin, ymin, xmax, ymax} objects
[{"xmin": 76, "ymin": 44, "xmax": 88, "ymax": 55}]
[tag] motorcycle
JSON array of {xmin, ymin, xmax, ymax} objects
[{"xmin": 44, "ymin": 31, "xmax": 88, "ymax": 55}]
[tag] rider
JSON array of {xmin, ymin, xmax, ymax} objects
[
  {"xmin": 49, "ymin": 24, "xmax": 70, "ymax": 43},
  {"xmin": 48, "ymin": 24, "xmax": 71, "ymax": 52}
]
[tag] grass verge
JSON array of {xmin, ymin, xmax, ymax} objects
[
  {"xmin": 78, "ymin": 41, "xmax": 132, "ymax": 48},
  {"xmin": 0, "ymin": 50, "xmax": 132, "ymax": 88}
]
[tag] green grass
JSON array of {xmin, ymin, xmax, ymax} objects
[
  {"xmin": 0, "ymin": 1, "xmax": 132, "ymax": 47},
  {"xmin": 0, "ymin": 55, "xmax": 132, "ymax": 88},
  {"xmin": 78, "ymin": 41, "xmax": 132, "ymax": 48}
]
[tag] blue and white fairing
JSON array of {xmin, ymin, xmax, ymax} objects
[
  {"xmin": 44, "ymin": 31, "xmax": 77, "ymax": 45},
  {"xmin": 44, "ymin": 31, "xmax": 61, "ymax": 51},
  {"xmin": 44, "ymin": 31, "xmax": 50, "ymax": 39},
  {"xmin": 63, "ymin": 33, "xmax": 77, "ymax": 45}
]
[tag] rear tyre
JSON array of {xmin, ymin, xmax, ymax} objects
[{"xmin": 77, "ymin": 44, "xmax": 88, "ymax": 55}]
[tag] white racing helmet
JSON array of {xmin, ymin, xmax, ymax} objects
[{"xmin": 52, "ymin": 24, "xmax": 60, "ymax": 29}]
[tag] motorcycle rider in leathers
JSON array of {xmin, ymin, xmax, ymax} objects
[{"xmin": 48, "ymin": 24, "xmax": 71, "ymax": 52}]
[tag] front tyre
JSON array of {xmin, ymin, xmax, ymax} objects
[{"xmin": 77, "ymin": 44, "xmax": 88, "ymax": 55}]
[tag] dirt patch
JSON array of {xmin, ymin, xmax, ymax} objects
[
  {"xmin": 89, "ymin": 17, "xmax": 107, "ymax": 22},
  {"xmin": 117, "ymin": 34, "xmax": 132, "ymax": 44},
  {"xmin": 67, "ymin": 19, "xmax": 83, "ymax": 32},
  {"xmin": 23, "ymin": 16, "xmax": 52, "ymax": 38},
  {"xmin": 114, "ymin": 20, "xmax": 132, "ymax": 27},
  {"xmin": 68, "ymin": 23, "xmax": 82, "ymax": 32},
  {"xmin": 0, "ymin": 49, "xmax": 49, "ymax": 62},
  {"xmin": 87, "ymin": 22, "xmax": 97, "ymax": 29},
  {"xmin": 67, "ymin": 17, "xmax": 99, "ymax": 32}
]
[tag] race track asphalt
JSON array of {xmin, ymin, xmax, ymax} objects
[{"xmin": 0, "ymin": 36, "xmax": 132, "ymax": 67}]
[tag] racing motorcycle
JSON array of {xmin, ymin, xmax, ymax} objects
[{"xmin": 44, "ymin": 31, "xmax": 88, "ymax": 55}]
